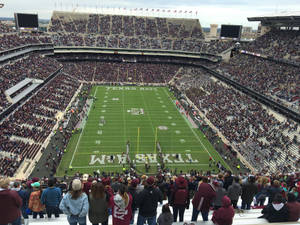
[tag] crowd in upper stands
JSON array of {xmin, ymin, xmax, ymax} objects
[
  {"xmin": 175, "ymin": 67, "xmax": 300, "ymax": 173},
  {"xmin": 1, "ymin": 169, "xmax": 300, "ymax": 225},
  {"xmin": 0, "ymin": 33, "xmax": 52, "ymax": 52},
  {"xmin": 48, "ymin": 12, "xmax": 234, "ymax": 54},
  {"xmin": 242, "ymin": 29, "xmax": 300, "ymax": 63},
  {"xmin": 218, "ymin": 53, "xmax": 300, "ymax": 113},
  {"xmin": 0, "ymin": 21, "xmax": 52, "ymax": 53}
]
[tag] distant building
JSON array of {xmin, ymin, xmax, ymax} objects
[{"xmin": 210, "ymin": 24, "xmax": 218, "ymax": 37}]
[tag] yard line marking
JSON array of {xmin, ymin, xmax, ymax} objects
[
  {"xmin": 122, "ymin": 88, "xmax": 127, "ymax": 141},
  {"xmin": 69, "ymin": 86, "xmax": 99, "ymax": 167},
  {"xmin": 140, "ymin": 90, "xmax": 156, "ymax": 135}
]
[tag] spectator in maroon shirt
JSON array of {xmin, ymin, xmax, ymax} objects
[
  {"xmin": 286, "ymin": 193, "xmax": 300, "ymax": 221},
  {"xmin": 0, "ymin": 178, "xmax": 22, "ymax": 225}
]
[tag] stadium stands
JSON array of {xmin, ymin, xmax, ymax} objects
[
  {"xmin": 0, "ymin": 21, "xmax": 13, "ymax": 33},
  {"xmin": 218, "ymin": 53, "xmax": 300, "ymax": 113},
  {"xmin": 175, "ymin": 66, "xmax": 299, "ymax": 173},
  {"xmin": 63, "ymin": 61, "xmax": 181, "ymax": 83},
  {"xmin": 0, "ymin": 33, "xmax": 52, "ymax": 52},
  {"xmin": 242, "ymin": 29, "xmax": 300, "ymax": 63},
  {"xmin": 0, "ymin": 70, "xmax": 79, "ymax": 176},
  {"xmin": 0, "ymin": 22, "xmax": 53, "ymax": 54},
  {"xmin": 48, "ymin": 11, "xmax": 234, "ymax": 54},
  {"xmin": 0, "ymin": 53, "xmax": 61, "ymax": 114}
]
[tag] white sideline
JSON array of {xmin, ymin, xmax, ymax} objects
[{"xmin": 69, "ymin": 87, "xmax": 98, "ymax": 168}]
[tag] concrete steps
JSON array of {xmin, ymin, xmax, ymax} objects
[{"xmin": 22, "ymin": 200, "xmax": 300, "ymax": 225}]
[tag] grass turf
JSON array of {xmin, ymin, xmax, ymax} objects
[{"xmin": 56, "ymin": 86, "xmax": 230, "ymax": 176}]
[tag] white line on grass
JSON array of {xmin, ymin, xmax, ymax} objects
[
  {"xmin": 69, "ymin": 86, "xmax": 99, "ymax": 168},
  {"xmin": 140, "ymin": 90, "xmax": 156, "ymax": 134},
  {"xmin": 122, "ymin": 88, "xmax": 127, "ymax": 141}
]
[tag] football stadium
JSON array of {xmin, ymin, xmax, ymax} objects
[{"xmin": 0, "ymin": 1, "xmax": 299, "ymax": 225}]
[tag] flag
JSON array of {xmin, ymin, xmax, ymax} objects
[
  {"xmin": 146, "ymin": 8, "xmax": 148, "ymax": 11},
  {"xmin": 157, "ymin": 9, "xmax": 160, "ymax": 12},
  {"xmin": 162, "ymin": 9, "xmax": 165, "ymax": 12},
  {"xmin": 134, "ymin": 8, "xmax": 137, "ymax": 11},
  {"xmin": 140, "ymin": 8, "xmax": 143, "ymax": 11},
  {"xmin": 179, "ymin": 10, "xmax": 182, "ymax": 13},
  {"xmin": 184, "ymin": 10, "xmax": 187, "ymax": 13},
  {"xmin": 189, "ymin": 11, "xmax": 192, "ymax": 13},
  {"xmin": 196, "ymin": 11, "xmax": 198, "ymax": 15},
  {"xmin": 174, "ymin": 10, "xmax": 177, "ymax": 13},
  {"xmin": 167, "ymin": 10, "xmax": 171, "ymax": 12},
  {"xmin": 152, "ymin": 9, "xmax": 155, "ymax": 11}
]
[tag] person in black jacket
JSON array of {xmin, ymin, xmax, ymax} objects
[
  {"xmin": 223, "ymin": 170, "xmax": 234, "ymax": 190},
  {"xmin": 241, "ymin": 176, "xmax": 258, "ymax": 210},
  {"xmin": 259, "ymin": 193, "xmax": 289, "ymax": 222},
  {"xmin": 136, "ymin": 176, "xmax": 163, "ymax": 225}
]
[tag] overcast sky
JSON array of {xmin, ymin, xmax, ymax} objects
[{"xmin": 1, "ymin": 0, "xmax": 300, "ymax": 28}]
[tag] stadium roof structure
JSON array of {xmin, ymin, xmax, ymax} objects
[{"xmin": 248, "ymin": 11, "xmax": 300, "ymax": 27}]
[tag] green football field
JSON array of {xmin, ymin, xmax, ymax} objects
[{"xmin": 56, "ymin": 86, "xmax": 230, "ymax": 176}]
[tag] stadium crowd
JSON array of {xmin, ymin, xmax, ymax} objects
[
  {"xmin": 0, "ymin": 71, "xmax": 80, "ymax": 175},
  {"xmin": 0, "ymin": 53, "xmax": 61, "ymax": 113},
  {"xmin": 218, "ymin": 54, "xmax": 300, "ymax": 113},
  {"xmin": 242, "ymin": 29, "xmax": 300, "ymax": 63},
  {"xmin": 0, "ymin": 170, "xmax": 300, "ymax": 225},
  {"xmin": 63, "ymin": 61, "xmax": 181, "ymax": 83},
  {"xmin": 0, "ymin": 33, "xmax": 53, "ymax": 52},
  {"xmin": 48, "ymin": 12, "xmax": 233, "ymax": 54},
  {"xmin": 175, "ymin": 67, "xmax": 300, "ymax": 173},
  {"xmin": 0, "ymin": 22, "xmax": 53, "ymax": 53}
]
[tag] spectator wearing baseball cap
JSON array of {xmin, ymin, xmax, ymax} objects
[
  {"xmin": 136, "ymin": 176, "xmax": 163, "ymax": 225},
  {"xmin": 59, "ymin": 179, "xmax": 89, "ymax": 225},
  {"xmin": 29, "ymin": 182, "xmax": 45, "ymax": 219}
]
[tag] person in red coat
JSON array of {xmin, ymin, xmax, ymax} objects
[
  {"xmin": 212, "ymin": 196, "xmax": 235, "ymax": 225},
  {"xmin": 286, "ymin": 193, "xmax": 300, "ymax": 221},
  {"xmin": 0, "ymin": 178, "xmax": 22, "ymax": 225},
  {"xmin": 110, "ymin": 184, "xmax": 132, "ymax": 225},
  {"xmin": 170, "ymin": 176, "xmax": 189, "ymax": 222},
  {"xmin": 191, "ymin": 177, "xmax": 217, "ymax": 222}
]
